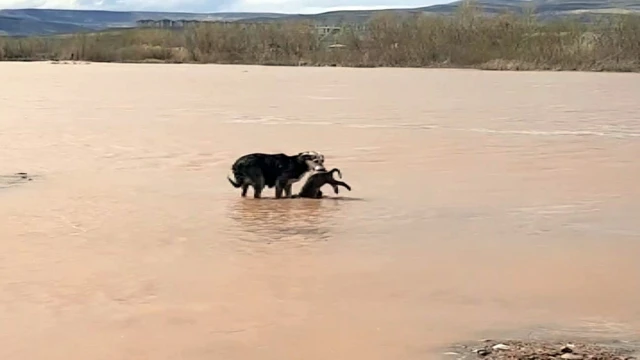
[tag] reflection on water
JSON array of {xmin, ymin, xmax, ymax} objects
[
  {"xmin": 226, "ymin": 198, "xmax": 339, "ymax": 244},
  {"xmin": 1, "ymin": 63, "xmax": 640, "ymax": 360}
]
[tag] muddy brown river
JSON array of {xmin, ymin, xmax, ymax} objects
[{"xmin": 1, "ymin": 62, "xmax": 639, "ymax": 360}]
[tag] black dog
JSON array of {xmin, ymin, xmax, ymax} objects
[
  {"xmin": 227, "ymin": 151, "xmax": 326, "ymax": 199},
  {"xmin": 293, "ymin": 168, "xmax": 351, "ymax": 199}
]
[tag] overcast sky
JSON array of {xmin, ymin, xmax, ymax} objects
[{"xmin": 0, "ymin": 0, "xmax": 452, "ymax": 14}]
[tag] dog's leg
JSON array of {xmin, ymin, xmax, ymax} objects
[
  {"xmin": 241, "ymin": 184, "xmax": 250, "ymax": 197},
  {"xmin": 331, "ymin": 184, "xmax": 339, "ymax": 194},
  {"xmin": 253, "ymin": 177, "xmax": 265, "ymax": 199},
  {"xmin": 316, "ymin": 189, "xmax": 324, "ymax": 199},
  {"xmin": 329, "ymin": 168, "xmax": 342, "ymax": 179},
  {"xmin": 284, "ymin": 183, "xmax": 294, "ymax": 198},
  {"xmin": 335, "ymin": 181, "xmax": 351, "ymax": 191},
  {"xmin": 275, "ymin": 177, "xmax": 288, "ymax": 199}
]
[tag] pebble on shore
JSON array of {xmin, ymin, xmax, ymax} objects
[{"xmin": 448, "ymin": 339, "xmax": 638, "ymax": 360}]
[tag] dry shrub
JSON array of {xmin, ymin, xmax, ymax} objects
[
  {"xmin": 1, "ymin": 0, "xmax": 639, "ymax": 71},
  {"xmin": 478, "ymin": 59, "xmax": 540, "ymax": 71}
]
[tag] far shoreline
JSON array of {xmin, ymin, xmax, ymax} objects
[
  {"xmin": 1, "ymin": 59, "xmax": 639, "ymax": 75},
  {"xmin": 2, "ymin": 8, "xmax": 639, "ymax": 74}
]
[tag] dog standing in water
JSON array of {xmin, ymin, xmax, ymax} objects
[
  {"xmin": 227, "ymin": 151, "xmax": 326, "ymax": 199},
  {"xmin": 293, "ymin": 168, "xmax": 352, "ymax": 199}
]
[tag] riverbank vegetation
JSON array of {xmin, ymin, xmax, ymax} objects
[{"xmin": 1, "ymin": 1, "xmax": 639, "ymax": 71}]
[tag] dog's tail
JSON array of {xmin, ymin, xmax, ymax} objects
[
  {"xmin": 227, "ymin": 171, "xmax": 243, "ymax": 188},
  {"xmin": 328, "ymin": 168, "xmax": 342, "ymax": 179},
  {"xmin": 227, "ymin": 177, "xmax": 241, "ymax": 188}
]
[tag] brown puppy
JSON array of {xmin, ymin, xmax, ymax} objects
[{"xmin": 293, "ymin": 168, "xmax": 351, "ymax": 199}]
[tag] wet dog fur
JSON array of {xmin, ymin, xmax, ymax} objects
[
  {"xmin": 292, "ymin": 168, "xmax": 351, "ymax": 199},
  {"xmin": 227, "ymin": 151, "xmax": 326, "ymax": 199}
]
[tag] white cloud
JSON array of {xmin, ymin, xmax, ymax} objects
[
  {"xmin": 0, "ymin": 0, "xmax": 68, "ymax": 9},
  {"xmin": 226, "ymin": 0, "xmax": 445, "ymax": 13},
  {"xmin": 0, "ymin": 0, "xmax": 221, "ymax": 11},
  {"xmin": 0, "ymin": 0, "xmax": 450, "ymax": 13}
]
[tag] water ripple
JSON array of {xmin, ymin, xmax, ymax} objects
[{"xmin": 224, "ymin": 117, "xmax": 640, "ymax": 139}]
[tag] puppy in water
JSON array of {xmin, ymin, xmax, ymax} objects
[{"xmin": 293, "ymin": 168, "xmax": 352, "ymax": 199}]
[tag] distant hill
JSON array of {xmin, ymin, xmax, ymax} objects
[
  {"xmin": 246, "ymin": 0, "xmax": 640, "ymax": 24},
  {"xmin": 0, "ymin": 14, "xmax": 90, "ymax": 36},
  {"xmin": 1, "ymin": 0, "xmax": 640, "ymax": 36},
  {"xmin": 0, "ymin": 8, "xmax": 288, "ymax": 36}
]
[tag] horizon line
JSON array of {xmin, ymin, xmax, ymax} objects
[{"xmin": 0, "ymin": 2, "xmax": 457, "ymax": 16}]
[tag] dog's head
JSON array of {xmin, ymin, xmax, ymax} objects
[{"xmin": 298, "ymin": 151, "xmax": 326, "ymax": 171}]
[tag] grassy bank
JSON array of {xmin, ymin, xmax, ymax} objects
[{"xmin": 1, "ymin": 2, "xmax": 640, "ymax": 71}]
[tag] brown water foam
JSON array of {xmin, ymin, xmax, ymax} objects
[{"xmin": 1, "ymin": 62, "xmax": 639, "ymax": 360}]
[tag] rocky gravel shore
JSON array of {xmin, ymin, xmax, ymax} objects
[{"xmin": 445, "ymin": 339, "xmax": 639, "ymax": 360}]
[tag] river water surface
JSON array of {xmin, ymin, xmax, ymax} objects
[{"xmin": 1, "ymin": 62, "xmax": 639, "ymax": 360}]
